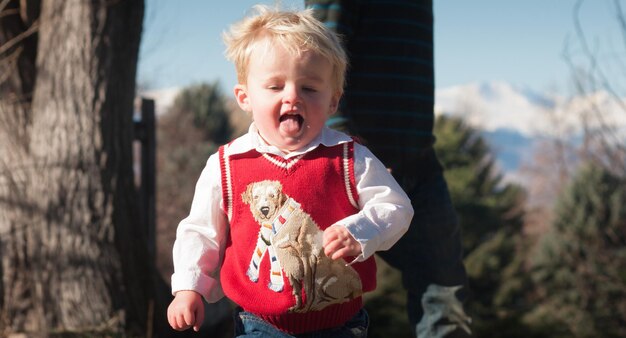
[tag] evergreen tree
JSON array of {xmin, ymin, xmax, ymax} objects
[
  {"xmin": 364, "ymin": 257, "xmax": 413, "ymax": 338},
  {"xmin": 171, "ymin": 82, "xmax": 232, "ymax": 144},
  {"xmin": 366, "ymin": 115, "xmax": 531, "ymax": 337},
  {"xmin": 156, "ymin": 82, "xmax": 232, "ymax": 278},
  {"xmin": 528, "ymin": 164, "xmax": 626, "ymax": 338},
  {"xmin": 434, "ymin": 115, "xmax": 533, "ymax": 337},
  {"xmin": 155, "ymin": 82, "xmax": 236, "ymax": 337}
]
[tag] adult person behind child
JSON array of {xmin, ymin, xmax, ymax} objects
[{"xmin": 305, "ymin": 0, "xmax": 472, "ymax": 337}]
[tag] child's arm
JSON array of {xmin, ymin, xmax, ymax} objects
[
  {"xmin": 167, "ymin": 290, "xmax": 205, "ymax": 332},
  {"xmin": 328, "ymin": 143, "xmax": 414, "ymax": 261},
  {"xmin": 170, "ymin": 154, "xmax": 228, "ymax": 321}
]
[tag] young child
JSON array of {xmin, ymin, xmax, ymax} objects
[{"xmin": 167, "ymin": 5, "xmax": 414, "ymax": 336}]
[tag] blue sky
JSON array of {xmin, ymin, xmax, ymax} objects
[{"xmin": 137, "ymin": 0, "xmax": 621, "ymax": 96}]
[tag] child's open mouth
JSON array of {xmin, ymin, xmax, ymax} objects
[{"xmin": 279, "ymin": 114, "xmax": 304, "ymax": 134}]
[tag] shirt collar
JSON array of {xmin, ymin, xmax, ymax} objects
[{"xmin": 225, "ymin": 122, "xmax": 352, "ymax": 159}]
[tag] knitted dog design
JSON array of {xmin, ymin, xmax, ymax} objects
[{"xmin": 241, "ymin": 180, "xmax": 363, "ymax": 312}]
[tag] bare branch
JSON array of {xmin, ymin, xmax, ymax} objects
[
  {"xmin": 0, "ymin": 19, "xmax": 38, "ymax": 57},
  {"xmin": 0, "ymin": 0, "xmax": 11, "ymax": 14},
  {"xmin": 563, "ymin": 0, "xmax": 626, "ymax": 175},
  {"xmin": 0, "ymin": 8, "xmax": 18, "ymax": 19},
  {"xmin": 0, "ymin": 45, "xmax": 21, "ymax": 84},
  {"xmin": 616, "ymin": 0, "xmax": 626, "ymax": 48}
]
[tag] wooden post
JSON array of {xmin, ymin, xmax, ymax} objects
[{"xmin": 133, "ymin": 98, "xmax": 156, "ymax": 260}]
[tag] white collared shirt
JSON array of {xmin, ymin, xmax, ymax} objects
[{"xmin": 171, "ymin": 124, "xmax": 414, "ymax": 301}]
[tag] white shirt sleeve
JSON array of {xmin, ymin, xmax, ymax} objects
[
  {"xmin": 338, "ymin": 143, "xmax": 414, "ymax": 261},
  {"xmin": 170, "ymin": 153, "xmax": 227, "ymax": 303}
]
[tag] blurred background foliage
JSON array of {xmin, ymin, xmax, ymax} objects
[
  {"xmin": 154, "ymin": 83, "xmax": 626, "ymax": 338},
  {"xmin": 528, "ymin": 164, "xmax": 626, "ymax": 338}
]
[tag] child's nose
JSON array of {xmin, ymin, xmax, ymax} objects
[{"xmin": 282, "ymin": 86, "xmax": 301, "ymax": 106}]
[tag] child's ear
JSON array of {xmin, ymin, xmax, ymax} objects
[
  {"xmin": 329, "ymin": 91, "xmax": 341, "ymax": 115},
  {"xmin": 234, "ymin": 84, "xmax": 251, "ymax": 112}
]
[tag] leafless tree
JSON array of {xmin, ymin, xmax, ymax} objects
[
  {"xmin": 0, "ymin": 0, "xmax": 172, "ymax": 336},
  {"xmin": 564, "ymin": 0, "xmax": 626, "ymax": 176}
]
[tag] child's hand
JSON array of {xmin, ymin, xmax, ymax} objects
[
  {"xmin": 167, "ymin": 290, "xmax": 204, "ymax": 332},
  {"xmin": 323, "ymin": 224, "xmax": 362, "ymax": 260}
]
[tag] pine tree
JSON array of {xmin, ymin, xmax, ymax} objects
[
  {"xmin": 155, "ymin": 82, "xmax": 236, "ymax": 337},
  {"xmin": 171, "ymin": 82, "xmax": 232, "ymax": 144},
  {"xmin": 156, "ymin": 82, "xmax": 232, "ymax": 279},
  {"xmin": 528, "ymin": 164, "xmax": 626, "ymax": 337},
  {"xmin": 434, "ymin": 115, "xmax": 533, "ymax": 337},
  {"xmin": 366, "ymin": 115, "xmax": 531, "ymax": 337}
]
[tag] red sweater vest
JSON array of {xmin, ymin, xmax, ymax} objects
[{"xmin": 218, "ymin": 141, "xmax": 376, "ymax": 334}]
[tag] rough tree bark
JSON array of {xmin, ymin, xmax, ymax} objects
[{"xmin": 0, "ymin": 0, "xmax": 160, "ymax": 336}]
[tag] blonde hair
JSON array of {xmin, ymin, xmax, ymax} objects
[{"xmin": 223, "ymin": 5, "xmax": 347, "ymax": 94}]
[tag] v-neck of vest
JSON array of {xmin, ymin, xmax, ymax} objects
[{"xmin": 261, "ymin": 153, "xmax": 305, "ymax": 170}]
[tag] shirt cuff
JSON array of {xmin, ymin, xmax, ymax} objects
[
  {"xmin": 338, "ymin": 214, "xmax": 381, "ymax": 262},
  {"xmin": 171, "ymin": 271, "xmax": 224, "ymax": 303}
]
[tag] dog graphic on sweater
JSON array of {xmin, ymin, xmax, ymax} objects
[{"xmin": 241, "ymin": 180, "xmax": 363, "ymax": 313}]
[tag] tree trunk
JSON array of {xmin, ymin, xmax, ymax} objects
[{"xmin": 1, "ymin": 0, "xmax": 152, "ymax": 335}]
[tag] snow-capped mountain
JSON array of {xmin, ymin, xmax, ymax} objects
[
  {"xmin": 435, "ymin": 81, "xmax": 626, "ymax": 181},
  {"xmin": 436, "ymin": 81, "xmax": 626, "ymax": 136},
  {"xmin": 436, "ymin": 82, "xmax": 557, "ymax": 137},
  {"xmin": 139, "ymin": 82, "xmax": 624, "ymax": 184}
]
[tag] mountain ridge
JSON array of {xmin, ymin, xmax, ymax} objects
[{"xmin": 140, "ymin": 81, "xmax": 625, "ymax": 183}]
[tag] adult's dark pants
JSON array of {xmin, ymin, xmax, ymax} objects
[{"xmin": 377, "ymin": 148, "xmax": 471, "ymax": 337}]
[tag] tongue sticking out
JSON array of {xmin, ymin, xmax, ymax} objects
[{"xmin": 279, "ymin": 115, "xmax": 303, "ymax": 134}]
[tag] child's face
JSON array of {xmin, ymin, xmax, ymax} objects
[{"xmin": 234, "ymin": 42, "xmax": 340, "ymax": 153}]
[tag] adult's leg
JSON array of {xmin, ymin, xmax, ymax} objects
[{"xmin": 377, "ymin": 151, "xmax": 471, "ymax": 337}]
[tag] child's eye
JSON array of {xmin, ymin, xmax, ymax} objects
[
  {"xmin": 302, "ymin": 87, "xmax": 317, "ymax": 92},
  {"xmin": 267, "ymin": 85, "xmax": 282, "ymax": 91}
]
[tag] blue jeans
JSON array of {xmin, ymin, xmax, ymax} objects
[
  {"xmin": 377, "ymin": 149, "xmax": 471, "ymax": 337},
  {"xmin": 233, "ymin": 307, "xmax": 369, "ymax": 337}
]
